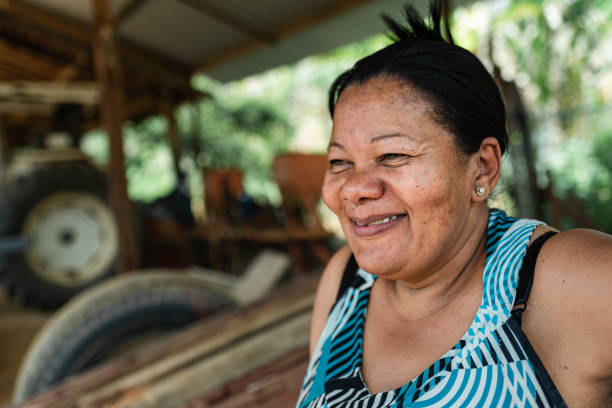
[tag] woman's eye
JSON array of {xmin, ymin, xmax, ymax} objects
[
  {"xmin": 379, "ymin": 153, "xmax": 411, "ymax": 165},
  {"xmin": 328, "ymin": 159, "xmax": 351, "ymax": 171}
]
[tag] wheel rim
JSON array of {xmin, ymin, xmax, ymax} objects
[{"xmin": 23, "ymin": 192, "xmax": 119, "ymax": 286}]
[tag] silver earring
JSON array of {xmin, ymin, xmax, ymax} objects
[{"xmin": 475, "ymin": 185, "xmax": 486, "ymax": 197}]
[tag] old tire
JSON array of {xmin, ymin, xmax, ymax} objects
[
  {"xmin": 13, "ymin": 272, "xmax": 233, "ymax": 403},
  {"xmin": 0, "ymin": 162, "xmax": 118, "ymax": 309}
]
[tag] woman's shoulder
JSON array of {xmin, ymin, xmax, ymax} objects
[
  {"xmin": 529, "ymin": 225, "xmax": 612, "ymax": 311},
  {"xmin": 531, "ymin": 226, "xmax": 612, "ymax": 283},
  {"xmin": 532, "ymin": 227, "xmax": 612, "ymax": 331},
  {"xmin": 525, "ymin": 226, "xmax": 612, "ymax": 400}
]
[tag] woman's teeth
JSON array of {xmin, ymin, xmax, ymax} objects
[{"xmin": 358, "ymin": 215, "xmax": 399, "ymax": 226}]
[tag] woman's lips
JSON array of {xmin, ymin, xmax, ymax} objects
[{"xmin": 351, "ymin": 214, "xmax": 406, "ymax": 237}]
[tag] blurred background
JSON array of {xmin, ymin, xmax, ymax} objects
[
  {"xmin": 1, "ymin": 0, "xmax": 611, "ymax": 406},
  {"xmin": 79, "ymin": 0, "xmax": 612, "ymax": 235}
]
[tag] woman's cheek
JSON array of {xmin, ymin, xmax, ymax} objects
[{"xmin": 321, "ymin": 174, "xmax": 343, "ymax": 215}]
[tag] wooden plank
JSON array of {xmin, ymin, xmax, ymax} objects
[
  {"xmin": 232, "ymin": 250, "xmax": 290, "ymax": 306},
  {"xmin": 91, "ymin": 0, "xmax": 138, "ymax": 271},
  {"xmin": 93, "ymin": 311, "xmax": 311, "ymax": 407},
  {"xmin": 76, "ymin": 296, "xmax": 314, "ymax": 406},
  {"xmin": 199, "ymin": 347, "xmax": 309, "ymax": 407},
  {"xmin": 14, "ymin": 275, "xmax": 318, "ymax": 408},
  {"xmin": 0, "ymin": 102, "xmax": 54, "ymax": 115},
  {"xmin": 0, "ymin": 82, "xmax": 100, "ymax": 105}
]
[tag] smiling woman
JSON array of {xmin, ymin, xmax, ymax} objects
[
  {"xmin": 323, "ymin": 80, "xmax": 480, "ymax": 283},
  {"xmin": 297, "ymin": 1, "xmax": 612, "ymax": 408}
]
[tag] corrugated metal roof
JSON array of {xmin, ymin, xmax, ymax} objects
[
  {"xmin": 206, "ymin": 0, "xmax": 410, "ymax": 82},
  {"xmin": 6, "ymin": 0, "xmax": 429, "ymax": 82},
  {"xmin": 0, "ymin": 0, "xmax": 469, "ymax": 133}
]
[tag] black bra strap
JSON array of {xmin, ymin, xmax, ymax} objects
[
  {"xmin": 335, "ymin": 254, "xmax": 358, "ymax": 303},
  {"xmin": 512, "ymin": 230, "xmax": 557, "ymax": 323}
]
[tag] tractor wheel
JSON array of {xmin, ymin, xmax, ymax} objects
[
  {"xmin": 13, "ymin": 272, "xmax": 233, "ymax": 403},
  {"xmin": 0, "ymin": 162, "xmax": 118, "ymax": 309}
]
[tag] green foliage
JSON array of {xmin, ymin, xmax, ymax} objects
[
  {"xmin": 453, "ymin": 0, "xmax": 612, "ymax": 231},
  {"xmin": 547, "ymin": 115, "xmax": 612, "ymax": 232},
  {"xmin": 489, "ymin": 0, "xmax": 611, "ymax": 125},
  {"xmin": 179, "ymin": 83, "xmax": 294, "ymax": 204},
  {"xmin": 80, "ymin": 119, "xmax": 176, "ymax": 202},
  {"xmin": 81, "ymin": 83, "xmax": 294, "ymax": 205}
]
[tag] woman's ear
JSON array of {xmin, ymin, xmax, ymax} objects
[{"xmin": 471, "ymin": 137, "xmax": 502, "ymax": 201}]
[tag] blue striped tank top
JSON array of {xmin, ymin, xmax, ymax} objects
[{"xmin": 297, "ymin": 209, "xmax": 566, "ymax": 407}]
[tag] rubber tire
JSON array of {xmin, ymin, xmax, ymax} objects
[
  {"xmin": 13, "ymin": 272, "xmax": 233, "ymax": 403},
  {"xmin": 0, "ymin": 162, "xmax": 116, "ymax": 309}
]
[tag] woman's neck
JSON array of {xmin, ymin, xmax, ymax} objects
[{"xmin": 379, "ymin": 216, "xmax": 488, "ymax": 321}]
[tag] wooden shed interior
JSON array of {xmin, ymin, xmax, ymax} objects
[{"xmin": 0, "ymin": 0, "xmax": 456, "ymax": 272}]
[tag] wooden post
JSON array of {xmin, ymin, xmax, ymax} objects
[
  {"xmin": 161, "ymin": 93, "xmax": 182, "ymax": 176},
  {"xmin": 0, "ymin": 115, "xmax": 8, "ymax": 171},
  {"xmin": 91, "ymin": 0, "xmax": 138, "ymax": 271}
]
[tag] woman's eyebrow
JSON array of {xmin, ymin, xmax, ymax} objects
[
  {"xmin": 327, "ymin": 141, "xmax": 345, "ymax": 150},
  {"xmin": 370, "ymin": 133, "xmax": 416, "ymax": 144},
  {"xmin": 328, "ymin": 134, "xmax": 416, "ymax": 150}
]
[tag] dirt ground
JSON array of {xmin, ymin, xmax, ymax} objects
[{"xmin": 0, "ymin": 289, "xmax": 49, "ymax": 406}]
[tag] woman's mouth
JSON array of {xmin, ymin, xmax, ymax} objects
[{"xmin": 351, "ymin": 214, "xmax": 406, "ymax": 237}]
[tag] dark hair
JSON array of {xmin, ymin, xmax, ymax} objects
[{"xmin": 328, "ymin": 0, "xmax": 508, "ymax": 155}]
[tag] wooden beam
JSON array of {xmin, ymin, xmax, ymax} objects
[
  {"xmin": 176, "ymin": 0, "xmax": 275, "ymax": 44},
  {"xmin": 1, "ymin": 0, "xmax": 91, "ymax": 44},
  {"xmin": 53, "ymin": 62, "xmax": 83, "ymax": 82},
  {"xmin": 197, "ymin": 0, "xmax": 377, "ymax": 72},
  {"xmin": 0, "ymin": 15, "xmax": 90, "ymax": 59},
  {"xmin": 92, "ymin": 0, "xmax": 139, "ymax": 271},
  {"xmin": 1, "ymin": 0, "xmax": 191, "ymax": 86},
  {"xmin": 2, "ymin": 114, "xmax": 53, "ymax": 134},
  {"xmin": 0, "ymin": 101, "xmax": 54, "ymax": 115},
  {"xmin": 54, "ymin": 53, "xmax": 89, "ymax": 82},
  {"xmin": 0, "ymin": 81, "xmax": 100, "ymax": 105},
  {"xmin": 0, "ymin": 18, "xmax": 91, "ymax": 84},
  {"xmin": 0, "ymin": 39, "xmax": 65, "ymax": 80}
]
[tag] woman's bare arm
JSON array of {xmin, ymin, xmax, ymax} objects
[
  {"xmin": 309, "ymin": 245, "xmax": 352, "ymax": 356},
  {"xmin": 525, "ymin": 228, "xmax": 612, "ymax": 406}
]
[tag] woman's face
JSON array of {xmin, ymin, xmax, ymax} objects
[{"xmin": 322, "ymin": 77, "xmax": 480, "ymax": 283}]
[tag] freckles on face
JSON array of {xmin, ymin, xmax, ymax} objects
[{"xmin": 322, "ymin": 78, "xmax": 473, "ymax": 278}]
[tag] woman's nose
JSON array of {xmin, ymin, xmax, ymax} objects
[{"xmin": 340, "ymin": 170, "xmax": 384, "ymax": 204}]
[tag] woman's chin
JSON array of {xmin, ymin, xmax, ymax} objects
[{"xmin": 351, "ymin": 245, "xmax": 405, "ymax": 277}]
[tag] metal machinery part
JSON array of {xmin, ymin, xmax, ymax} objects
[
  {"xmin": 22, "ymin": 191, "xmax": 118, "ymax": 287},
  {"xmin": 0, "ymin": 160, "xmax": 118, "ymax": 308}
]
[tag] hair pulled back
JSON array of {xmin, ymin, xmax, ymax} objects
[{"xmin": 328, "ymin": 0, "xmax": 508, "ymax": 155}]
